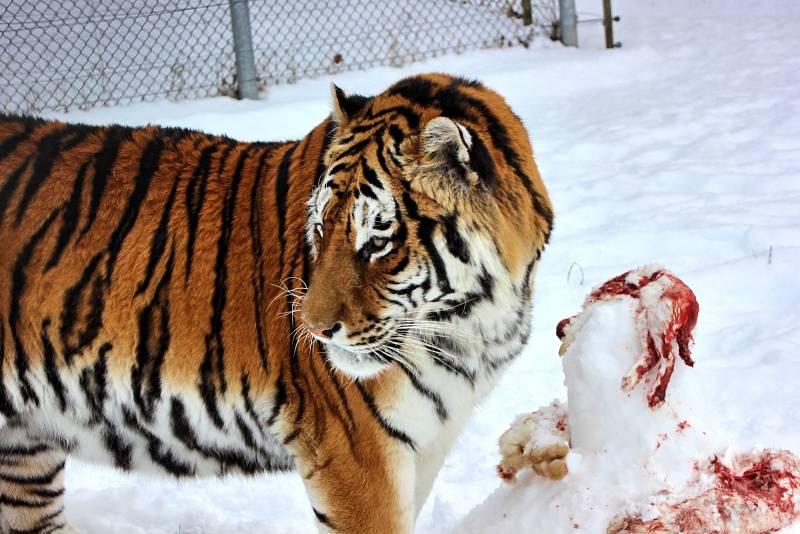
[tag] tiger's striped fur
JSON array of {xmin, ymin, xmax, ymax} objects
[{"xmin": 0, "ymin": 73, "xmax": 552, "ymax": 533}]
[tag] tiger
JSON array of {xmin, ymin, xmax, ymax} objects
[{"xmin": 0, "ymin": 73, "xmax": 552, "ymax": 533}]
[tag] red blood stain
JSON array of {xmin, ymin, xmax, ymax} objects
[
  {"xmin": 677, "ymin": 420, "xmax": 691, "ymax": 432},
  {"xmin": 711, "ymin": 452, "xmax": 800, "ymax": 515},
  {"xmin": 496, "ymin": 464, "xmax": 516, "ymax": 482},
  {"xmin": 556, "ymin": 316, "xmax": 574, "ymax": 340},
  {"xmin": 556, "ymin": 416, "xmax": 568, "ymax": 433},
  {"xmin": 586, "ymin": 271, "xmax": 644, "ymax": 301}
]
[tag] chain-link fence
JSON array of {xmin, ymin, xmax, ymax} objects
[{"xmin": 1, "ymin": 0, "xmax": 558, "ymax": 114}]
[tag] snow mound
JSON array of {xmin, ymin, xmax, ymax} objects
[{"xmin": 461, "ymin": 266, "xmax": 800, "ymax": 534}]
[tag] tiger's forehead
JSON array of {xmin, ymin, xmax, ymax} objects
[{"xmin": 314, "ymin": 157, "xmax": 398, "ymax": 244}]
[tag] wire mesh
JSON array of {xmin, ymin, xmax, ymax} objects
[
  {"xmin": 247, "ymin": 0, "xmax": 559, "ymax": 86},
  {"xmin": 1, "ymin": 0, "xmax": 557, "ymax": 114}
]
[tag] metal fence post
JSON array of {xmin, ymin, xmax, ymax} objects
[
  {"xmin": 521, "ymin": 0, "xmax": 533, "ymax": 26},
  {"xmin": 602, "ymin": 0, "xmax": 621, "ymax": 48},
  {"xmin": 558, "ymin": 0, "xmax": 578, "ymax": 47},
  {"xmin": 228, "ymin": 0, "xmax": 259, "ymax": 99}
]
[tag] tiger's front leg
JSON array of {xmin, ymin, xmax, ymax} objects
[
  {"xmin": 295, "ymin": 431, "xmax": 417, "ymax": 534},
  {"xmin": 0, "ymin": 427, "xmax": 75, "ymax": 534},
  {"xmin": 282, "ymin": 366, "xmax": 418, "ymax": 534}
]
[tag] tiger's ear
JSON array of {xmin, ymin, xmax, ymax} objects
[
  {"xmin": 421, "ymin": 117, "xmax": 484, "ymax": 188},
  {"xmin": 330, "ymin": 83, "xmax": 372, "ymax": 126}
]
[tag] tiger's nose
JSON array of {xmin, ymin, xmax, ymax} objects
[{"xmin": 305, "ymin": 320, "xmax": 342, "ymax": 340}]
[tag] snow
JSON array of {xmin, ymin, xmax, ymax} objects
[{"xmin": 43, "ymin": 0, "xmax": 800, "ymax": 531}]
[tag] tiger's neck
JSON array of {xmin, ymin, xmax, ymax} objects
[{"xmin": 359, "ymin": 261, "xmax": 538, "ymax": 514}]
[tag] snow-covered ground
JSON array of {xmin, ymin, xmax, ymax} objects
[{"xmin": 44, "ymin": 0, "xmax": 800, "ymax": 531}]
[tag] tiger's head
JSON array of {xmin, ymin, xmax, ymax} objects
[{"xmin": 300, "ymin": 73, "xmax": 552, "ymax": 379}]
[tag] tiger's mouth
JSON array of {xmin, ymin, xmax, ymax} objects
[
  {"xmin": 325, "ymin": 344, "xmax": 391, "ymax": 379},
  {"xmin": 318, "ymin": 327, "xmax": 401, "ymax": 379}
]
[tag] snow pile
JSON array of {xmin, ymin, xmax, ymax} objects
[{"xmin": 462, "ymin": 266, "xmax": 800, "ymax": 533}]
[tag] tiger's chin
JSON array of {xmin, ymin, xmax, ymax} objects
[{"xmin": 325, "ymin": 345, "xmax": 390, "ymax": 379}]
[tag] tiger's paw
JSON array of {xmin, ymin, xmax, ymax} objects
[{"xmin": 497, "ymin": 400, "xmax": 570, "ymax": 482}]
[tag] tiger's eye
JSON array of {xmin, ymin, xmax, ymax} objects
[{"xmin": 370, "ymin": 237, "xmax": 389, "ymax": 250}]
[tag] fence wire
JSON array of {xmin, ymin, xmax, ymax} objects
[{"xmin": 1, "ymin": 0, "xmax": 558, "ymax": 114}]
